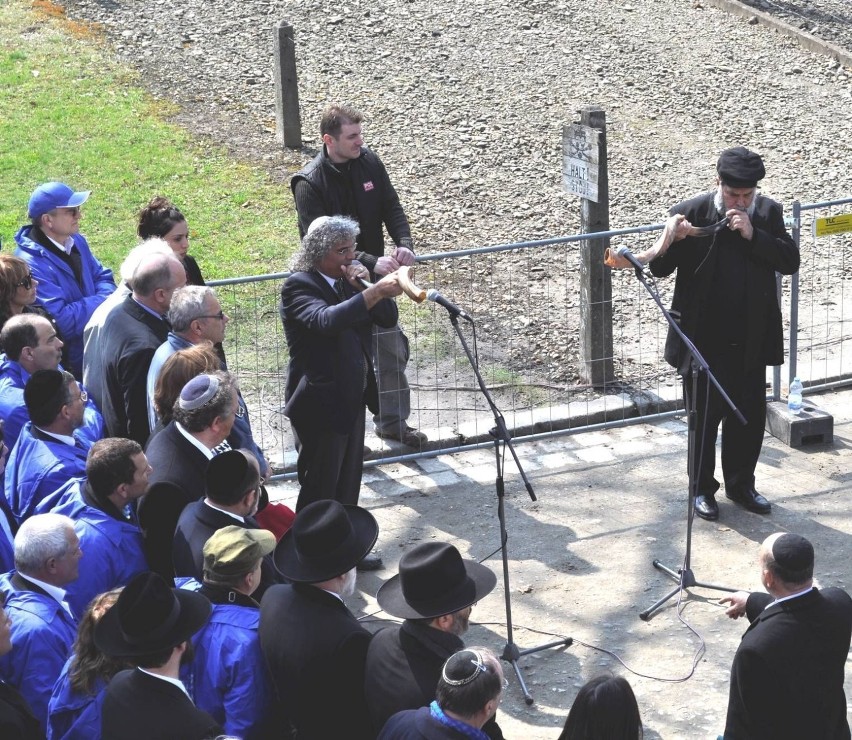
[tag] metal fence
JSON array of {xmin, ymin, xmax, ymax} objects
[{"xmin": 209, "ymin": 196, "xmax": 852, "ymax": 479}]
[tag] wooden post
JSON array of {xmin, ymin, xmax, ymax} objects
[
  {"xmin": 274, "ymin": 21, "xmax": 302, "ymax": 149},
  {"xmin": 563, "ymin": 106, "xmax": 613, "ymax": 386}
]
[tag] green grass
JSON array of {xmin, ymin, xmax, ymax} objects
[{"xmin": 0, "ymin": 0, "xmax": 299, "ymax": 279}]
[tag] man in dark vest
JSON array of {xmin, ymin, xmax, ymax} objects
[
  {"xmin": 291, "ymin": 103, "xmax": 427, "ymax": 449},
  {"xmin": 649, "ymin": 147, "xmax": 799, "ymax": 521}
]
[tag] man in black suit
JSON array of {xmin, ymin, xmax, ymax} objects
[
  {"xmin": 139, "ymin": 371, "xmax": 239, "ymax": 578},
  {"xmin": 365, "ymin": 541, "xmax": 502, "ymax": 738},
  {"xmin": 649, "ymin": 147, "xmax": 799, "ymax": 521},
  {"xmin": 94, "ymin": 571, "xmax": 221, "ymax": 740},
  {"xmin": 281, "ymin": 215, "xmax": 403, "ymax": 514},
  {"xmin": 173, "ymin": 449, "xmax": 282, "ymax": 600},
  {"xmin": 92, "ymin": 251, "xmax": 186, "ymax": 445},
  {"xmin": 719, "ymin": 533, "xmax": 852, "ymax": 739},
  {"xmin": 259, "ymin": 499, "xmax": 379, "ymax": 739}
]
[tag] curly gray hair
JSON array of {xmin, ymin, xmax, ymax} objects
[{"xmin": 290, "ymin": 216, "xmax": 360, "ymax": 272}]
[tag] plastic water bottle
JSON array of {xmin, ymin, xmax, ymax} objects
[{"xmin": 788, "ymin": 377, "xmax": 803, "ymax": 414}]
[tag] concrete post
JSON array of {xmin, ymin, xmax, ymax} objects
[
  {"xmin": 274, "ymin": 21, "xmax": 302, "ymax": 149},
  {"xmin": 577, "ymin": 106, "xmax": 614, "ymax": 386}
]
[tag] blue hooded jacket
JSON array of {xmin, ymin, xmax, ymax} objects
[
  {"xmin": 189, "ymin": 601, "xmax": 271, "ymax": 739},
  {"xmin": 0, "ymin": 355, "xmax": 104, "ymax": 452},
  {"xmin": 0, "ymin": 572, "xmax": 78, "ymax": 734},
  {"xmin": 13, "ymin": 225, "xmax": 115, "ymax": 378},
  {"xmin": 4, "ymin": 423, "xmax": 88, "ymax": 525},
  {"xmin": 47, "ymin": 657, "xmax": 108, "ymax": 740},
  {"xmin": 40, "ymin": 479, "xmax": 148, "ymax": 618}
]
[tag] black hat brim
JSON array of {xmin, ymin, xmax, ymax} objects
[
  {"xmin": 273, "ymin": 505, "xmax": 378, "ymax": 583},
  {"xmin": 376, "ymin": 559, "xmax": 497, "ymax": 619},
  {"xmin": 94, "ymin": 588, "xmax": 211, "ymax": 657}
]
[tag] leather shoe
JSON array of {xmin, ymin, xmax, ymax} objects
[
  {"xmin": 726, "ymin": 487, "xmax": 771, "ymax": 514},
  {"xmin": 356, "ymin": 552, "xmax": 384, "ymax": 571},
  {"xmin": 694, "ymin": 495, "xmax": 719, "ymax": 521},
  {"xmin": 376, "ymin": 425, "xmax": 428, "ymax": 447}
]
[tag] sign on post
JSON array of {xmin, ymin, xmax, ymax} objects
[
  {"xmin": 813, "ymin": 213, "xmax": 852, "ymax": 238},
  {"xmin": 562, "ymin": 124, "xmax": 600, "ymax": 203}
]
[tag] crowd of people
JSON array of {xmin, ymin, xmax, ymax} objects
[{"xmin": 0, "ymin": 103, "xmax": 849, "ymax": 740}]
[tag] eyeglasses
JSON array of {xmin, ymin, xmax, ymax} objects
[
  {"xmin": 15, "ymin": 274, "xmax": 34, "ymax": 290},
  {"xmin": 234, "ymin": 403, "xmax": 245, "ymax": 418},
  {"xmin": 79, "ymin": 389, "xmax": 88, "ymax": 403},
  {"xmin": 56, "ymin": 206, "xmax": 82, "ymax": 216},
  {"xmin": 194, "ymin": 311, "xmax": 226, "ymax": 321},
  {"xmin": 335, "ymin": 246, "xmax": 357, "ymax": 256}
]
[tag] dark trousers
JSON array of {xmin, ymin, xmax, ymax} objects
[
  {"xmin": 292, "ymin": 406, "xmax": 365, "ymax": 511},
  {"xmin": 685, "ymin": 347, "xmax": 767, "ymax": 498}
]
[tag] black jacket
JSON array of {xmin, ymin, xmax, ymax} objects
[
  {"xmin": 649, "ymin": 191, "xmax": 798, "ymax": 375},
  {"xmin": 291, "ymin": 146, "xmax": 411, "ymax": 270},
  {"xmin": 98, "ymin": 295, "xmax": 169, "ymax": 444},
  {"xmin": 101, "ymin": 668, "xmax": 222, "ymax": 740},
  {"xmin": 139, "ymin": 421, "xmax": 210, "ymax": 578},
  {"xmin": 724, "ymin": 587, "xmax": 852, "ymax": 739},
  {"xmin": 259, "ymin": 583, "xmax": 373, "ymax": 740}
]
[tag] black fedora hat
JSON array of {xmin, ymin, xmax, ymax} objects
[
  {"xmin": 273, "ymin": 500, "xmax": 378, "ymax": 583},
  {"xmin": 94, "ymin": 572, "xmax": 211, "ymax": 657},
  {"xmin": 376, "ymin": 542, "xmax": 497, "ymax": 620}
]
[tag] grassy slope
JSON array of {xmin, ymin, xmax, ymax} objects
[{"xmin": 0, "ymin": 0, "xmax": 299, "ymax": 279}]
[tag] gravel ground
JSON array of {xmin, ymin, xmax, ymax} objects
[
  {"xmin": 58, "ymin": 0, "xmax": 852, "ymax": 258},
  {"xmin": 739, "ymin": 0, "xmax": 852, "ymax": 49}
]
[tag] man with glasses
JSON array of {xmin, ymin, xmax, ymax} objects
[
  {"xmin": 172, "ymin": 449, "xmax": 283, "ymax": 600},
  {"xmin": 281, "ymin": 216, "xmax": 402, "ymax": 527},
  {"xmin": 0, "ymin": 314, "xmax": 103, "ymax": 452},
  {"xmin": 4, "ymin": 370, "xmax": 89, "ymax": 523},
  {"xmin": 292, "ymin": 104, "xmax": 428, "ymax": 449},
  {"xmin": 648, "ymin": 147, "xmax": 799, "ymax": 522},
  {"xmin": 14, "ymin": 182, "xmax": 115, "ymax": 380}
]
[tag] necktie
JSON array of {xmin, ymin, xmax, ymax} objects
[{"xmin": 335, "ymin": 278, "xmax": 347, "ymax": 302}]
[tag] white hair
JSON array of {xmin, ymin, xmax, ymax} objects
[
  {"xmin": 120, "ymin": 237, "xmax": 173, "ymax": 284},
  {"xmin": 14, "ymin": 513, "xmax": 75, "ymax": 574}
]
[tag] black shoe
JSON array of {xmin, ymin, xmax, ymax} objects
[
  {"xmin": 356, "ymin": 552, "xmax": 384, "ymax": 571},
  {"xmin": 376, "ymin": 426, "xmax": 428, "ymax": 447},
  {"xmin": 726, "ymin": 487, "xmax": 771, "ymax": 514},
  {"xmin": 694, "ymin": 495, "xmax": 719, "ymax": 521}
]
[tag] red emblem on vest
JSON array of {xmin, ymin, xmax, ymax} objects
[{"xmin": 363, "ymin": 181, "xmax": 374, "ymax": 192}]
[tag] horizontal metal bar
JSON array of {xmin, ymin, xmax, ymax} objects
[{"xmin": 797, "ymin": 197, "xmax": 852, "ymax": 211}]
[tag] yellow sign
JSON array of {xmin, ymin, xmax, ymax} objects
[{"xmin": 814, "ymin": 213, "xmax": 852, "ymax": 237}]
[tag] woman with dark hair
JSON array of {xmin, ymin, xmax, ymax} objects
[
  {"xmin": 47, "ymin": 589, "xmax": 130, "ymax": 740},
  {"xmin": 137, "ymin": 196, "xmax": 205, "ymax": 286},
  {"xmin": 558, "ymin": 674, "xmax": 643, "ymax": 740}
]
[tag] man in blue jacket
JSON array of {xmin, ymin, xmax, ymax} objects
[
  {"xmin": 0, "ymin": 314, "xmax": 103, "ymax": 452},
  {"xmin": 40, "ymin": 437, "xmax": 151, "ymax": 617},
  {"xmin": 189, "ymin": 525, "xmax": 275, "ymax": 739},
  {"xmin": 0, "ymin": 512, "xmax": 81, "ymax": 734},
  {"xmin": 5, "ymin": 370, "xmax": 88, "ymax": 524},
  {"xmin": 14, "ymin": 182, "xmax": 115, "ymax": 379}
]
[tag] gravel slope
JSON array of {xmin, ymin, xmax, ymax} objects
[{"xmin": 59, "ymin": 0, "xmax": 852, "ymax": 255}]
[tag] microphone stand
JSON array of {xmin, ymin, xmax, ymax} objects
[
  {"xmin": 615, "ymin": 261, "xmax": 741, "ymax": 620},
  {"xmin": 444, "ymin": 310, "xmax": 572, "ymax": 705}
]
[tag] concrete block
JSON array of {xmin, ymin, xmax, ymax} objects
[{"xmin": 765, "ymin": 400, "xmax": 834, "ymax": 448}]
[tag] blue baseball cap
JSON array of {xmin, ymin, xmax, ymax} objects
[{"xmin": 27, "ymin": 182, "xmax": 91, "ymax": 219}]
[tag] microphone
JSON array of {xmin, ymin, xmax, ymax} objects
[
  {"xmin": 426, "ymin": 289, "xmax": 472, "ymax": 322},
  {"xmin": 614, "ymin": 245, "xmax": 647, "ymax": 272}
]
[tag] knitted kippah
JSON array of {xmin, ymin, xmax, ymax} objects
[{"xmin": 178, "ymin": 374, "xmax": 220, "ymax": 410}]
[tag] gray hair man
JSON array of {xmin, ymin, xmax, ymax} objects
[
  {"xmin": 138, "ymin": 371, "xmax": 239, "ymax": 578},
  {"xmin": 0, "ymin": 513, "xmax": 81, "ymax": 732},
  {"xmin": 94, "ymin": 251, "xmax": 187, "ymax": 444}
]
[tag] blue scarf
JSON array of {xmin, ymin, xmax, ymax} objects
[{"xmin": 429, "ymin": 701, "xmax": 489, "ymax": 739}]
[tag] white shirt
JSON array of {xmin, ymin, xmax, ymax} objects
[
  {"xmin": 33, "ymin": 426, "xmax": 77, "ymax": 447},
  {"xmin": 18, "ymin": 573, "xmax": 73, "ymax": 616},
  {"xmin": 175, "ymin": 422, "xmax": 216, "ymax": 460},
  {"xmin": 203, "ymin": 499, "xmax": 244, "ymax": 523},
  {"xmin": 46, "ymin": 234, "xmax": 75, "ymax": 255},
  {"xmin": 767, "ymin": 585, "xmax": 814, "ymax": 609}
]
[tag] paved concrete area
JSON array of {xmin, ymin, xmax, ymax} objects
[{"xmin": 268, "ymin": 389, "xmax": 852, "ymax": 739}]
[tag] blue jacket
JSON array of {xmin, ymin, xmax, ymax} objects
[
  {"xmin": 14, "ymin": 226, "xmax": 115, "ymax": 378},
  {"xmin": 0, "ymin": 572, "xmax": 78, "ymax": 734},
  {"xmin": 189, "ymin": 601, "xmax": 271, "ymax": 739},
  {"xmin": 4, "ymin": 423, "xmax": 88, "ymax": 525},
  {"xmin": 42, "ymin": 479, "xmax": 148, "ymax": 618},
  {"xmin": 47, "ymin": 657, "xmax": 106, "ymax": 740},
  {"xmin": 0, "ymin": 356, "xmax": 104, "ymax": 452}
]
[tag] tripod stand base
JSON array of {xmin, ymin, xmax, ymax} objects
[
  {"xmin": 501, "ymin": 637, "xmax": 573, "ymax": 705},
  {"xmin": 639, "ymin": 559, "xmax": 737, "ymax": 621}
]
